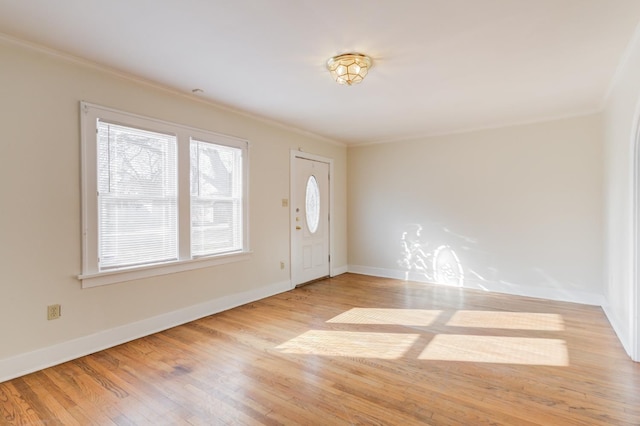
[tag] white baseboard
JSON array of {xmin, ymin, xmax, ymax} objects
[
  {"xmin": 331, "ymin": 265, "xmax": 349, "ymax": 276},
  {"xmin": 0, "ymin": 280, "xmax": 292, "ymax": 383},
  {"xmin": 348, "ymin": 264, "xmax": 606, "ymax": 306},
  {"xmin": 601, "ymin": 303, "xmax": 635, "ymax": 360},
  {"xmin": 348, "ymin": 264, "xmax": 407, "ymax": 281}
]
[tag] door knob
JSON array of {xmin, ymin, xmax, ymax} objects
[{"xmin": 296, "ymin": 226, "xmax": 302, "ymax": 230}]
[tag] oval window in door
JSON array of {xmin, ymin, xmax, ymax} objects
[{"xmin": 306, "ymin": 175, "xmax": 320, "ymax": 233}]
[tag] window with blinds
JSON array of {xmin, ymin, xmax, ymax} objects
[
  {"xmin": 80, "ymin": 102, "xmax": 249, "ymax": 287},
  {"xmin": 97, "ymin": 122, "xmax": 178, "ymax": 269},
  {"xmin": 190, "ymin": 140, "xmax": 243, "ymax": 257}
]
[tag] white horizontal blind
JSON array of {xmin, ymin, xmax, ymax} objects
[
  {"xmin": 190, "ymin": 139, "xmax": 243, "ymax": 257},
  {"xmin": 97, "ymin": 121, "xmax": 178, "ymax": 270}
]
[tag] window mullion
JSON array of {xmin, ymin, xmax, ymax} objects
[{"xmin": 177, "ymin": 131, "xmax": 192, "ymax": 260}]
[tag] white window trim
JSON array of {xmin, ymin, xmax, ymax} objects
[
  {"xmin": 78, "ymin": 252, "xmax": 252, "ymax": 288},
  {"xmin": 79, "ymin": 102, "xmax": 250, "ymax": 288}
]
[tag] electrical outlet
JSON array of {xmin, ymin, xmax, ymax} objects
[
  {"xmin": 47, "ymin": 304, "xmax": 61, "ymax": 320},
  {"xmin": 280, "ymin": 261, "xmax": 285, "ymax": 270}
]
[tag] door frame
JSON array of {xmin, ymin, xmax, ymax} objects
[
  {"xmin": 633, "ymin": 109, "xmax": 640, "ymax": 362},
  {"xmin": 290, "ymin": 150, "xmax": 334, "ymax": 288}
]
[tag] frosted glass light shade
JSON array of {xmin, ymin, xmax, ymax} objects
[{"xmin": 326, "ymin": 53, "xmax": 372, "ymax": 86}]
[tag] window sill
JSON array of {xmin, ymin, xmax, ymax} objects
[{"xmin": 78, "ymin": 251, "xmax": 252, "ymax": 288}]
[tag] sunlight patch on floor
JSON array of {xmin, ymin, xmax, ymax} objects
[
  {"xmin": 327, "ymin": 308, "xmax": 442, "ymax": 326},
  {"xmin": 276, "ymin": 330, "xmax": 420, "ymax": 359},
  {"xmin": 446, "ymin": 311, "xmax": 564, "ymax": 331},
  {"xmin": 419, "ymin": 335, "xmax": 569, "ymax": 366}
]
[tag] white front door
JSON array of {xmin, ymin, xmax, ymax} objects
[{"xmin": 291, "ymin": 155, "xmax": 330, "ymax": 286}]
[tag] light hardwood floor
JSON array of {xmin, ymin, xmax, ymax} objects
[{"xmin": 1, "ymin": 273, "xmax": 639, "ymax": 425}]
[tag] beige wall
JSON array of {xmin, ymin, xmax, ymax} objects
[
  {"xmin": 603, "ymin": 29, "xmax": 640, "ymax": 360},
  {"xmin": 348, "ymin": 115, "xmax": 604, "ymax": 303},
  {"xmin": 0, "ymin": 39, "xmax": 347, "ymax": 368}
]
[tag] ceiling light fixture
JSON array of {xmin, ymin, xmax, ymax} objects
[{"xmin": 326, "ymin": 53, "xmax": 372, "ymax": 86}]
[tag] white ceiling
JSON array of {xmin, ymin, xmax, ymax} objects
[{"xmin": 1, "ymin": 1, "xmax": 639, "ymax": 145}]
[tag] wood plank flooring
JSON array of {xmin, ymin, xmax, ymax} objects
[{"xmin": 1, "ymin": 273, "xmax": 639, "ymax": 425}]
